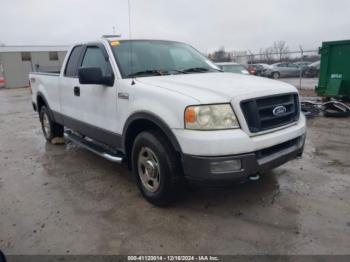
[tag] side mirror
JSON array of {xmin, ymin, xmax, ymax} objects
[{"xmin": 78, "ymin": 67, "xmax": 114, "ymax": 86}]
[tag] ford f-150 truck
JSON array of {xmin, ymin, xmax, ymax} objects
[{"xmin": 30, "ymin": 37, "xmax": 306, "ymax": 206}]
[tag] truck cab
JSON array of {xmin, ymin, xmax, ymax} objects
[{"xmin": 30, "ymin": 37, "xmax": 306, "ymax": 206}]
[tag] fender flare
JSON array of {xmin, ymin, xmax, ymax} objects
[
  {"xmin": 122, "ymin": 111, "xmax": 182, "ymax": 154},
  {"xmin": 36, "ymin": 92, "xmax": 57, "ymax": 122}
]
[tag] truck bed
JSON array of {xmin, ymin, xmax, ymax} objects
[{"xmin": 30, "ymin": 71, "xmax": 61, "ymax": 115}]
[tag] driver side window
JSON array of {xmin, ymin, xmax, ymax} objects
[{"xmin": 81, "ymin": 46, "xmax": 112, "ymax": 76}]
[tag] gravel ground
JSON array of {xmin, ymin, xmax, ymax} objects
[{"xmin": 0, "ymin": 88, "xmax": 350, "ymax": 255}]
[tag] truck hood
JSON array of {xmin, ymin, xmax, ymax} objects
[{"xmin": 136, "ymin": 72, "xmax": 298, "ymax": 103}]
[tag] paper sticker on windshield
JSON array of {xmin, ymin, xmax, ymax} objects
[{"xmin": 111, "ymin": 41, "xmax": 120, "ymax": 46}]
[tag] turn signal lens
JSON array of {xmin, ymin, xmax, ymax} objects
[{"xmin": 185, "ymin": 107, "xmax": 196, "ymax": 123}]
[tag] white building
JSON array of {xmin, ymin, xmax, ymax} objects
[
  {"xmin": 0, "ymin": 45, "xmax": 68, "ymax": 88},
  {"xmin": 230, "ymin": 51, "xmax": 249, "ymax": 65}
]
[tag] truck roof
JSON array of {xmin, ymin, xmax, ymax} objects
[{"xmin": 75, "ymin": 38, "xmax": 187, "ymax": 46}]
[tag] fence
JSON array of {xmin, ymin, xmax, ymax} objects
[
  {"xmin": 212, "ymin": 49, "xmax": 320, "ymax": 92},
  {"xmin": 231, "ymin": 49, "xmax": 319, "ymax": 65}
]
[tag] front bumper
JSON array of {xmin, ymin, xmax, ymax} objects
[
  {"xmin": 173, "ymin": 115, "xmax": 306, "ymax": 156},
  {"xmin": 182, "ymin": 134, "xmax": 305, "ymax": 184}
]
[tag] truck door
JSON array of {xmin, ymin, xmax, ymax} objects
[
  {"xmin": 72, "ymin": 44, "xmax": 119, "ymax": 147},
  {"xmin": 60, "ymin": 45, "xmax": 84, "ymax": 122}
]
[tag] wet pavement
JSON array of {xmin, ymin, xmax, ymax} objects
[{"xmin": 0, "ymin": 88, "xmax": 349, "ymax": 255}]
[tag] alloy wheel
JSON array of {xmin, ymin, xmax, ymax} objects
[{"xmin": 137, "ymin": 147, "xmax": 161, "ymax": 193}]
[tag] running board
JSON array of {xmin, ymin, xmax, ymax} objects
[{"xmin": 64, "ymin": 131, "xmax": 123, "ymax": 163}]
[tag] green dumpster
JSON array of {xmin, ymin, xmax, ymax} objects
[{"xmin": 316, "ymin": 39, "xmax": 350, "ymax": 98}]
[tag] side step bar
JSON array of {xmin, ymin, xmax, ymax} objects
[{"xmin": 64, "ymin": 131, "xmax": 123, "ymax": 163}]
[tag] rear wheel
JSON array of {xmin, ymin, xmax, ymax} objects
[
  {"xmin": 272, "ymin": 72, "xmax": 280, "ymax": 79},
  {"xmin": 39, "ymin": 106, "xmax": 64, "ymax": 142},
  {"xmin": 131, "ymin": 131, "xmax": 184, "ymax": 206}
]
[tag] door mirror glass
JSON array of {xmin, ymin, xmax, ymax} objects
[{"xmin": 78, "ymin": 67, "xmax": 114, "ymax": 86}]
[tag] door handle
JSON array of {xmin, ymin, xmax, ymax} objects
[
  {"xmin": 118, "ymin": 92, "xmax": 129, "ymax": 100},
  {"xmin": 74, "ymin": 86, "xmax": 80, "ymax": 96}
]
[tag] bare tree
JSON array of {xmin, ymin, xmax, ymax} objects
[
  {"xmin": 273, "ymin": 41, "xmax": 289, "ymax": 62},
  {"xmin": 261, "ymin": 47, "xmax": 274, "ymax": 64},
  {"xmin": 211, "ymin": 46, "xmax": 230, "ymax": 62}
]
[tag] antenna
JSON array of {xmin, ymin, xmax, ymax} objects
[
  {"xmin": 299, "ymin": 45, "xmax": 304, "ymax": 90},
  {"xmin": 128, "ymin": 0, "xmax": 135, "ymax": 85},
  {"xmin": 128, "ymin": 0, "xmax": 132, "ymax": 39}
]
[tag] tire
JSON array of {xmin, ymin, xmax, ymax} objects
[
  {"xmin": 0, "ymin": 250, "xmax": 6, "ymax": 262},
  {"xmin": 272, "ymin": 72, "xmax": 280, "ymax": 79},
  {"xmin": 341, "ymin": 97, "xmax": 350, "ymax": 103},
  {"xmin": 323, "ymin": 102, "xmax": 350, "ymax": 118},
  {"xmin": 39, "ymin": 106, "xmax": 64, "ymax": 142},
  {"xmin": 323, "ymin": 109, "xmax": 350, "ymax": 118},
  {"xmin": 131, "ymin": 131, "xmax": 184, "ymax": 206},
  {"xmin": 323, "ymin": 108, "xmax": 350, "ymax": 118}
]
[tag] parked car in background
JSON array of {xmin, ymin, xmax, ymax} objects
[
  {"xmin": 249, "ymin": 64, "xmax": 270, "ymax": 76},
  {"xmin": 246, "ymin": 65, "xmax": 257, "ymax": 75},
  {"xmin": 216, "ymin": 62, "xmax": 250, "ymax": 75},
  {"xmin": 294, "ymin": 61, "xmax": 312, "ymax": 76},
  {"xmin": 294, "ymin": 61, "xmax": 312, "ymax": 68},
  {"xmin": 262, "ymin": 62, "xmax": 301, "ymax": 79},
  {"xmin": 0, "ymin": 76, "xmax": 6, "ymax": 88},
  {"xmin": 303, "ymin": 61, "xmax": 320, "ymax": 78}
]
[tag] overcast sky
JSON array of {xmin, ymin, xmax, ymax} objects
[{"xmin": 1, "ymin": 0, "xmax": 350, "ymax": 53}]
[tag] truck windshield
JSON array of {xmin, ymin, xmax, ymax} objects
[{"xmin": 110, "ymin": 40, "xmax": 220, "ymax": 78}]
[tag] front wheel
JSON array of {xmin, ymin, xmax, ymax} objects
[{"xmin": 131, "ymin": 131, "xmax": 184, "ymax": 206}]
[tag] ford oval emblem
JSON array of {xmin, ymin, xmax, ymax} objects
[{"xmin": 273, "ymin": 105, "xmax": 287, "ymax": 116}]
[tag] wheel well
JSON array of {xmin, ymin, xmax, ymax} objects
[
  {"xmin": 37, "ymin": 95, "xmax": 47, "ymax": 113},
  {"xmin": 124, "ymin": 119, "xmax": 180, "ymax": 170}
]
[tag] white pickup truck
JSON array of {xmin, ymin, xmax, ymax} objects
[{"xmin": 30, "ymin": 37, "xmax": 306, "ymax": 206}]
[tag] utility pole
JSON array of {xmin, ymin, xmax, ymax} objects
[
  {"xmin": 299, "ymin": 45, "xmax": 303, "ymax": 90},
  {"xmin": 248, "ymin": 50, "xmax": 254, "ymax": 65}
]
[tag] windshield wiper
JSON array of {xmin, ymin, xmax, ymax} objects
[
  {"xmin": 167, "ymin": 69, "xmax": 187, "ymax": 74},
  {"xmin": 128, "ymin": 69, "xmax": 189, "ymax": 78},
  {"xmin": 128, "ymin": 70, "xmax": 166, "ymax": 78},
  {"xmin": 183, "ymin": 67, "xmax": 222, "ymax": 73}
]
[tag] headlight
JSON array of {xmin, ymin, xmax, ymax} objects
[{"xmin": 184, "ymin": 104, "xmax": 239, "ymax": 130}]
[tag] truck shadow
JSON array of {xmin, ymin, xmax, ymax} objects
[
  {"xmin": 37, "ymin": 142, "xmax": 303, "ymax": 255},
  {"xmin": 41, "ymin": 141, "xmax": 282, "ymax": 212},
  {"xmin": 177, "ymin": 172, "xmax": 281, "ymax": 210}
]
